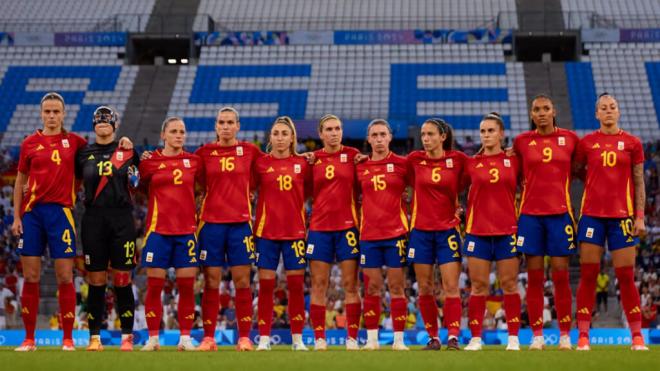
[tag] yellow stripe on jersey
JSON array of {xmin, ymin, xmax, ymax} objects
[
  {"xmin": 626, "ymin": 177, "xmax": 633, "ymax": 216},
  {"xmin": 399, "ymin": 199, "xmax": 409, "ymax": 232},
  {"xmin": 410, "ymin": 191, "xmax": 418, "ymax": 230},
  {"xmin": 565, "ymin": 177, "xmax": 576, "ymax": 227},
  {"xmin": 466, "ymin": 207, "xmax": 474, "ymax": 234},
  {"xmin": 71, "ymin": 178, "xmax": 77, "ymax": 205},
  {"xmin": 24, "ymin": 182, "xmax": 37, "ymax": 212},
  {"xmin": 579, "ymin": 188, "xmax": 586, "ymax": 216},
  {"xmin": 63, "ymin": 207, "xmax": 76, "ymax": 235},
  {"xmin": 255, "ymin": 203, "xmax": 266, "ymax": 238},
  {"xmin": 359, "ymin": 207, "xmax": 364, "ymax": 236},
  {"xmin": 517, "ymin": 185, "xmax": 527, "ymax": 216},
  {"xmin": 300, "ymin": 205, "xmax": 306, "ymax": 232},
  {"xmin": 199, "ymin": 190, "xmax": 208, "ymax": 217},
  {"xmin": 350, "ymin": 195, "xmax": 358, "ymax": 227},
  {"xmin": 246, "ymin": 184, "xmax": 253, "ymax": 226},
  {"xmin": 143, "ymin": 198, "xmax": 158, "ymax": 248}
]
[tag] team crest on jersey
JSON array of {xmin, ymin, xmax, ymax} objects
[
  {"xmin": 467, "ymin": 241, "xmax": 475, "ymax": 252},
  {"xmin": 504, "ymin": 159, "xmax": 511, "ymax": 167},
  {"xmin": 306, "ymin": 244, "xmax": 314, "ymax": 254},
  {"xmin": 36, "ymin": 144, "xmax": 45, "ymax": 151},
  {"xmin": 340, "ymin": 153, "xmax": 348, "ymax": 163},
  {"xmin": 61, "ymin": 139, "xmax": 70, "ymax": 148},
  {"xmin": 387, "ymin": 163, "xmax": 394, "ymax": 173},
  {"xmin": 146, "ymin": 252, "xmax": 153, "ymax": 262},
  {"xmin": 158, "ymin": 163, "xmax": 166, "ymax": 169},
  {"xmin": 592, "ymin": 143, "xmax": 600, "ymax": 149},
  {"xmin": 183, "ymin": 159, "xmax": 191, "ymax": 168},
  {"xmin": 617, "ymin": 141, "xmax": 624, "ymax": 150},
  {"xmin": 116, "ymin": 151, "xmax": 124, "ymax": 161},
  {"xmin": 236, "ymin": 146, "xmax": 244, "ymax": 156},
  {"xmin": 294, "ymin": 164, "xmax": 301, "ymax": 173},
  {"xmin": 558, "ymin": 137, "xmax": 566, "ymax": 146},
  {"xmin": 476, "ymin": 163, "xmax": 484, "ymax": 168},
  {"xmin": 446, "ymin": 158, "xmax": 454, "ymax": 168}
]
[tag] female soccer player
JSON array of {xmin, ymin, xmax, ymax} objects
[
  {"xmin": 357, "ymin": 119, "xmax": 410, "ymax": 351},
  {"xmin": 195, "ymin": 107, "xmax": 261, "ymax": 352},
  {"xmin": 138, "ymin": 117, "xmax": 202, "ymax": 351},
  {"xmin": 307, "ymin": 114, "xmax": 361, "ymax": 351},
  {"xmin": 76, "ymin": 106, "xmax": 140, "ymax": 351},
  {"xmin": 407, "ymin": 118, "xmax": 466, "ymax": 350},
  {"xmin": 254, "ymin": 116, "xmax": 311, "ymax": 351},
  {"xmin": 12, "ymin": 92, "xmax": 87, "ymax": 351},
  {"xmin": 513, "ymin": 95, "xmax": 578, "ymax": 350},
  {"xmin": 574, "ymin": 93, "xmax": 648, "ymax": 351},
  {"xmin": 463, "ymin": 112, "xmax": 521, "ymax": 351}
]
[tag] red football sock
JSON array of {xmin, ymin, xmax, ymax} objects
[
  {"xmin": 176, "ymin": 277, "xmax": 195, "ymax": 336},
  {"xmin": 235, "ymin": 287, "xmax": 253, "ymax": 338},
  {"xmin": 444, "ymin": 296, "xmax": 462, "ymax": 338},
  {"xmin": 145, "ymin": 277, "xmax": 165, "ymax": 337},
  {"xmin": 201, "ymin": 285, "xmax": 219, "ymax": 338},
  {"xmin": 345, "ymin": 302, "xmax": 361, "ymax": 339},
  {"xmin": 58, "ymin": 282, "xmax": 76, "ymax": 340},
  {"xmin": 615, "ymin": 266, "xmax": 642, "ymax": 338},
  {"xmin": 552, "ymin": 269, "xmax": 573, "ymax": 336},
  {"xmin": 257, "ymin": 278, "xmax": 275, "ymax": 336},
  {"xmin": 527, "ymin": 268, "xmax": 545, "ymax": 336},
  {"xmin": 468, "ymin": 294, "xmax": 486, "ymax": 338},
  {"xmin": 504, "ymin": 293, "xmax": 521, "ymax": 336},
  {"xmin": 286, "ymin": 275, "xmax": 305, "ymax": 335},
  {"xmin": 311, "ymin": 304, "xmax": 326, "ymax": 339},
  {"xmin": 418, "ymin": 295, "xmax": 439, "ymax": 338},
  {"xmin": 576, "ymin": 263, "xmax": 599, "ymax": 338},
  {"xmin": 391, "ymin": 297, "xmax": 407, "ymax": 332},
  {"xmin": 363, "ymin": 295, "xmax": 381, "ymax": 330},
  {"xmin": 21, "ymin": 281, "xmax": 39, "ymax": 341}
]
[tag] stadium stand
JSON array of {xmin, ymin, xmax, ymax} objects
[
  {"xmin": 561, "ymin": 0, "xmax": 660, "ymax": 28},
  {"xmin": 567, "ymin": 43, "xmax": 660, "ymax": 138},
  {"xmin": 0, "ymin": 0, "xmax": 155, "ymax": 32},
  {"xmin": 168, "ymin": 44, "xmax": 528, "ymax": 146},
  {"xmin": 0, "ymin": 47, "xmax": 137, "ymax": 147},
  {"xmin": 196, "ymin": 0, "xmax": 517, "ymax": 30}
]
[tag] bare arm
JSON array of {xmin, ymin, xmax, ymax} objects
[
  {"xmin": 632, "ymin": 163, "xmax": 646, "ymax": 236},
  {"xmin": 11, "ymin": 171, "xmax": 27, "ymax": 236}
]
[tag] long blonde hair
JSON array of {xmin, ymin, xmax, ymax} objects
[{"xmin": 267, "ymin": 116, "xmax": 298, "ymax": 155}]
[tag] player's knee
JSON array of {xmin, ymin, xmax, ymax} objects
[
  {"xmin": 367, "ymin": 281, "xmax": 382, "ymax": 296},
  {"xmin": 471, "ymin": 280, "xmax": 489, "ymax": 295},
  {"xmin": 342, "ymin": 277, "xmax": 358, "ymax": 295},
  {"xmin": 442, "ymin": 283, "xmax": 459, "ymax": 297},
  {"xmin": 55, "ymin": 271, "xmax": 73, "ymax": 285},
  {"xmin": 113, "ymin": 271, "xmax": 132, "ymax": 287},
  {"xmin": 389, "ymin": 285, "xmax": 405, "ymax": 297},
  {"xmin": 204, "ymin": 274, "xmax": 220, "ymax": 289},
  {"xmin": 417, "ymin": 281, "xmax": 433, "ymax": 296},
  {"xmin": 22, "ymin": 269, "xmax": 40, "ymax": 283},
  {"xmin": 233, "ymin": 275, "xmax": 250, "ymax": 289},
  {"xmin": 500, "ymin": 279, "xmax": 518, "ymax": 294}
]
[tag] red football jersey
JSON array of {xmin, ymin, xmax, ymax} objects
[
  {"xmin": 254, "ymin": 155, "xmax": 311, "ymax": 240},
  {"xmin": 139, "ymin": 150, "xmax": 202, "ymax": 235},
  {"xmin": 408, "ymin": 150, "xmax": 468, "ymax": 231},
  {"xmin": 513, "ymin": 128, "xmax": 579, "ymax": 216},
  {"xmin": 18, "ymin": 130, "xmax": 87, "ymax": 214},
  {"xmin": 356, "ymin": 152, "xmax": 410, "ymax": 241},
  {"xmin": 195, "ymin": 142, "xmax": 261, "ymax": 223},
  {"xmin": 309, "ymin": 146, "xmax": 360, "ymax": 231},
  {"xmin": 575, "ymin": 130, "xmax": 644, "ymax": 218},
  {"xmin": 464, "ymin": 152, "xmax": 519, "ymax": 236}
]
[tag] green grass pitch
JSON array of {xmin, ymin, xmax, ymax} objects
[{"xmin": 1, "ymin": 346, "xmax": 658, "ymax": 371}]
